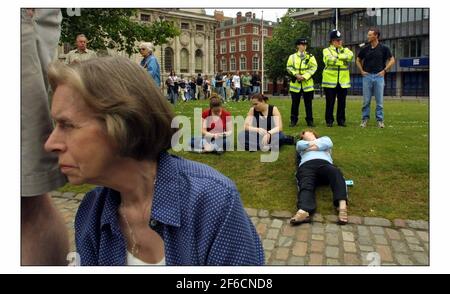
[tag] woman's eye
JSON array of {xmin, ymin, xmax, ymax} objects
[{"xmin": 59, "ymin": 122, "xmax": 74, "ymax": 129}]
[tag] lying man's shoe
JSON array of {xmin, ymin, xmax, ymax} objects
[{"xmin": 290, "ymin": 210, "xmax": 311, "ymax": 225}]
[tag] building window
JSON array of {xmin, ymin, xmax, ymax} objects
[
  {"xmin": 220, "ymin": 41, "xmax": 227, "ymax": 54},
  {"xmin": 181, "ymin": 22, "xmax": 189, "ymax": 30},
  {"xmin": 253, "ymin": 26, "xmax": 259, "ymax": 35},
  {"xmin": 415, "ymin": 8, "xmax": 423, "ymax": 21},
  {"xmin": 220, "ymin": 30, "xmax": 225, "ymax": 38},
  {"xmin": 408, "ymin": 8, "xmax": 415, "ymax": 22},
  {"xmin": 180, "ymin": 48, "xmax": 189, "ymax": 73},
  {"xmin": 221, "ymin": 58, "xmax": 227, "ymax": 72},
  {"xmin": 240, "ymin": 26, "xmax": 245, "ymax": 34},
  {"xmin": 164, "ymin": 47, "xmax": 174, "ymax": 72},
  {"xmin": 382, "ymin": 9, "xmax": 388, "ymax": 25},
  {"xmin": 252, "ymin": 55, "xmax": 259, "ymax": 71},
  {"xmin": 252, "ymin": 39, "xmax": 259, "ymax": 51},
  {"xmin": 402, "ymin": 8, "xmax": 408, "ymax": 23},
  {"xmin": 140, "ymin": 14, "xmax": 150, "ymax": 22},
  {"xmin": 230, "ymin": 40, "xmax": 236, "ymax": 53},
  {"xmin": 195, "ymin": 49, "xmax": 203, "ymax": 73},
  {"xmin": 424, "ymin": 8, "xmax": 429, "ymax": 20},
  {"xmin": 262, "ymin": 28, "xmax": 268, "ymax": 36},
  {"xmin": 240, "ymin": 56, "xmax": 247, "ymax": 71},
  {"xmin": 196, "ymin": 24, "xmax": 204, "ymax": 31},
  {"xmin": 395, "ymin": 8, "xmax": 401, "ymax": 24},
  {"xmin": 239, "ymin": 39, "xmax": 246, "ymax": 51},
  {"xmin": 388, "ymin": 8, "xmax": 395, "ymax": 25},
  {"xmin": 230, "ymin": 57, "xmax": 236, "ymax": 71},
  {"xmin": 230, "ymin": 28, "xmax": 235, "ymax": 37},
  {"xmin": 401, "ymin": 38, "xmax": 423, "ymax": 57}
]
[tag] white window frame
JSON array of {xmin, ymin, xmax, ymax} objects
[
  {"xmin": 252, "ymin": 39, "xmax": 259, "ymax": 51},
  {"xmin": 253, "ymin": 26, "xmax": 259, "ymax": 35},
  {"xmin": 252, "ymin": 55, "xmax": 259, "ymax": 71},
  {"xmin": 220, "ymin": 41, "xmax": 227, "ymax": 54},
  {"xmin": 230, "ymin": 40, "xmax": 236, "ymax": 53},
  {"xmin": 230, "ymin": 57, "xmax": 236, "ymax": 71},
  {"xmin": 221, "ymin": 58, "xmax": 227, "ymax": 72},
  {"xmin": 239, "ymin": 39, "xmax": 246, "ymax": 52},
  {"xmin": 240, "ymin": 56, "xmax": 247, "ymax": 71}
]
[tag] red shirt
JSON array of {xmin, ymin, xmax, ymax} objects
[{"xmin": 202, "ymin": 108, "xmax": 231, "ymax": 133}]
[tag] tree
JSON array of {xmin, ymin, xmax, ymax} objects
[{"xmin": 60, "ymin": 9, "xmax": 180, "ymax": 56}]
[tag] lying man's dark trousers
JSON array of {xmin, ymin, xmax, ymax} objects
[{"xmin": 295, "ymin": 159, "xmax": 348, "ymax": 214}]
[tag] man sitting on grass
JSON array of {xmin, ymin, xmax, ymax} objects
[{"xmin": 291, "ymin": 129, "xmax": 349, "ymax": 225}]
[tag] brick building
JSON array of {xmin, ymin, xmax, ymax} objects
[{"xmin": 215, "ymin": 11, "xmax": 277, "ymax": 93}]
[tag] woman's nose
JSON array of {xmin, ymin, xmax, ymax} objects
[{"xmin": 44, "ymin": 128, "xmax": 65, "ymax": 154}]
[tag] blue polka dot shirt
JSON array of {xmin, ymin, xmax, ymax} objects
[{"xmin": 75, "ymin": 152, "xmax": 264, "ymax": 265}]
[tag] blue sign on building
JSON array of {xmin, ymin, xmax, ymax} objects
[{"xmin": 399, "ymin": 57, "xmax": 429, "ymax": 68}]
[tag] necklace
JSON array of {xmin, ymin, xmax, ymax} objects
[
  {"xmin": 119, "ymin": 177, "xmax": 156, "ymax": 257},
  {"xmin": 120, "ymin": 205, "xmax": 139, "ymax": 256}
]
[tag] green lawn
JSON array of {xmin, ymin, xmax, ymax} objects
[{"xmin": 60, "ymin": 97, "xmax": 429, "ymax": 220}]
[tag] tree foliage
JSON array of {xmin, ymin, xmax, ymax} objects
[{"xmin": 60, "ymin": 9, "xmax": 180, "ymax": 56}]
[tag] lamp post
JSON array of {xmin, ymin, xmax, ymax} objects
[{"xmin": 261, "ymin": 10, "xmax": 264, "ymax": 95}]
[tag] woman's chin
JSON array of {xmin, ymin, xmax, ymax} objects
[{"xmin": 66, "ymin": 176, "xmax": 86, "ymax": 186}]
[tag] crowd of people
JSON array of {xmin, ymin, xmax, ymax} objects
[{"xmin": 164, "ymin": 70, "xmax": 262, "ymax": 104}]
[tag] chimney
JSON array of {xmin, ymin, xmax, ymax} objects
[
  {"xmin": 236, "ymin": 11, "xmax": 242, "ymax": 22},
  {"xmin": 253, "ymin": 13, "xmax": 256, "ymax": 19},
  {"xmin": 245, "ymin": 11, "xmax": 252, "ymax": 18},
  {"xmin": 214, "ymin": 10, "xmax": 224, "ymax": 22}
]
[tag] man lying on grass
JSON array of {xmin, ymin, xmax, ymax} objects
[{"xmin": 291, "ymin": 129, "xmax": 349, "ymax": 226}]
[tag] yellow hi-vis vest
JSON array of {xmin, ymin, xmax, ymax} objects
[
  {"xmin": 322, "ymin": 45, "xmax": 354, "ymax": 88},
  {"xmin": 286, "ymin": 51, "xmax": 318, "ymax": 93}
]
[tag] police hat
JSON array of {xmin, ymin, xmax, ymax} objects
[
  {"xmin": 295, "ymin": 38, "xmax": 308, "ymax": 45},
  {"xmin": 329, "ymin": 29, "xmax": 342, "ymax": 40}
]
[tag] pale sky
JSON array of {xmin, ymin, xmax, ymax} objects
[{"xmin": 205, "ymin": 9, "xmax": 288, "ymax": 22}]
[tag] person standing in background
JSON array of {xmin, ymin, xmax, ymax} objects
[
  {"xmin": 356, "ymin": 27, "xmax": 395, "ymax": 128},
  {"xmin": 286, "ymin": 38, "xmax": 318, "ymax": 127},
  {"xmin": 21, "ymin": 8, "xmax": 69, "ymax": 265},
  {"xmin": 65, "ymin": 34, "xmax": 97, "ymax": 64},
  {"xmin": 322, "ymin": 30, "xmax": 353, "ymax": 127},
  {"xmin": 139, "ymin": 42, "xmax": 161, "ymax": 88}
]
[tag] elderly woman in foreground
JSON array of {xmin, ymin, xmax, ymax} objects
[{"xmin": 45, "ymin": 57, "xmax": 264, "ymax": 265}]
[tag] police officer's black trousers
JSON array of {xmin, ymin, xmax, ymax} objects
[
  {"xmin": 324, "ymin": 84, "xmax": 347, "ymax": 125},
  {"xmin": 290, "ymin": 90, "xmax": 313, "ymax": 125},
  {"xmin": 295, "ymin": 159, "xmax": 348, "ymax": 214}
]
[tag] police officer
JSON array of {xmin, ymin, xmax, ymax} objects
[
  {"xmin": 286, "ymin": 38, "xmax": 318, "ymax": 127},
  {"xmin": 322, "ymin": 29, "xmax": 353, "ymax": 127}
]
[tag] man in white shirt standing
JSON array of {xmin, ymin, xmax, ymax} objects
[
  {"xmin": 65, "ymin": 34, "xmax": 97, "ymax": 64},
  {"xmin": 232, "ymin": 71, "xmax": 241, "ymax": 102}
]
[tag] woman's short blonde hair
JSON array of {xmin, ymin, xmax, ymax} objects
[{"xmin": 48, "ymin": 56, "xmax": 175, "ymax": 161}]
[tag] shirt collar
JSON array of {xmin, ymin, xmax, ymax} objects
[
  {"xmin": 100, "ymin": 152, "xmax": 181, "ymax": 232},
  {"xmin": 151, "ymin": 152, "xmax": 181, "ymax": 227}
]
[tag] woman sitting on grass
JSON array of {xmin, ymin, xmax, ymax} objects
[
  {"xmin": 291, "ymin": 129, "xmax": 349, "ymax": 225},
  {"xmin": 238, "ymin": 93, "xmax": 293, "ymax": 151},
  {"xmin": 191, "ymin": 93, "xmax": 232, "ymax": 153}
]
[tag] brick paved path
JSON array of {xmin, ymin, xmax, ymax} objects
[{"xmin": 51, "ymin": 192, "xmax": 429, "ymax": 266}]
